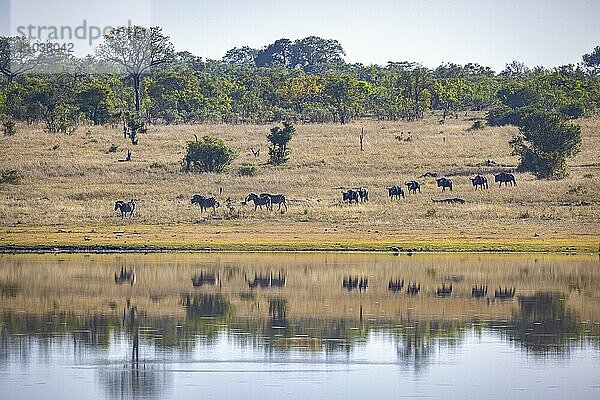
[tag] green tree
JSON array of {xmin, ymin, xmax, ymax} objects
[
  {"xmin": 510, "ymin": 109, "xmax": 581, "ymax": 178},
  {"xmin": 0, "ymin": 36, "xmax": 41, "ymax": 86},
  {"xmin": 96, "ymin": 26, "xmax": 174, "ymax": 115},
  {"xmin": 184, "ymin": 136, "xmax": 237, "ymax": 173},
  {"xmin": 267, "ymin": 121, "xmax": 295, "ymax": 164},
  {"xmin": 582, "ymin": 45, "xmax": 600, "ymax": 74}
]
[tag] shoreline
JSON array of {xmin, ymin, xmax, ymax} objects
[{"xmin": 1, "ymin": 224, "xmax": 597, "ymax": 254}]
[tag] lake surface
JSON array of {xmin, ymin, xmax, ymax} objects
[{"xmin": 1, "ymin": 253, "xmax": 599, "ymax": 400}]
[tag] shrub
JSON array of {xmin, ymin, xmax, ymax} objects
[
  {"xmin": 0, "ymin": 170, "xmax": 22, "ymax": 184},
  {"xmin": 470, "ymin": 120, "xmax": 486, "ymax": 130},
  {"xmin": 238, "ymin": 164, "xmax": 258, "ymax": 176},
  {"xmin": 510, "ymin": 109, "xmax": 581, "ymax": 179},
  {"xmin": 183, "ymin": 135, "xmax": 237, "ymax": 173},
  {"xmin": 107, "ymin": 143, "xmax": 119, "ymax": 153},
  {"xmin": 267, "ymin": 121, "xmax": 294, "ymax": 165},
  {"xmin": 2, "ymin": 116, "xmax": 16, "ymax": 136}
]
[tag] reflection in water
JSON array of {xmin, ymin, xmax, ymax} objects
[
  {"xmin": 98, "ymin": 365, "xmax": 172, "ymax": 400},
  {"xmin": 0, "ymin": 253, "xmax": 599, "ymax": 400},
  {"xmin": 493, "ymin": 292, "xmax": 583, "ymax": 354}
]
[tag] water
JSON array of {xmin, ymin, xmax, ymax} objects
[{"xmin": 0, "ymin": 253, "xmax": 599, "ymax": 399}]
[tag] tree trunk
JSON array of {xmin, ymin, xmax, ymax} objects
[{"xmin": 133, "ymin": 74, "xmax": 141, "ymax": 116}]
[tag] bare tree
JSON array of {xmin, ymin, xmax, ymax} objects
[
  {"xmin": 0, "ymin": 36, "xmax": 41, "ymax": 86},
  {"xmin": 96, "ymin": 26, "xmax": 174, "ymax": 115}
]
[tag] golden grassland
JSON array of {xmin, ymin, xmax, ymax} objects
[
  {"xmin": 0, "ymin": 113, "xmax": 599, "ymax": 252},
  {"xmin": 1, "ymin": 253, "xmax": 598, "ymax": 323}
]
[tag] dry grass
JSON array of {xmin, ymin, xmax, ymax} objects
[{"xmin": 0, "ymin": 113, "xmax": 599, "ymax": 251}]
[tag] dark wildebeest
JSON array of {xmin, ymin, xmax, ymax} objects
[
  {"xmin": 115, "ymin": 267, "xmax": 135, "ymax": 285},
  {"xmin": 431, "ymin": 197, "xmax": 465, "ymax": 204},
  {"xmin": 260, "ymin": 193, "xmax": 288, "ymax": 211},
  {"xmin": 405, "ymin": 180, "xmax": 421, "ymax": 194},
  {"xmin": 357, "ymin": 187, "xmax": 369, "ymax": 202},
  {"xmin": 114, "ymin": 200, "xmax": 135, "ymax": 219},
  {"xmin": 436, "ymin": 177, "xmax": 453, "ymax": 192},
  {"xmin": 342, "ymin": 189, "xmax": 360, "ymax": 204},
  {"xmin": 387, "ymin": 185, "xmax": 405, "ymax": 200},
  {"xmin": 470, "ymin": 175, "xmax": 488, "ymax": 190},
  {"xmin": 191, "ymin": 194, "xmax": 220, "ymax": 213},
  {"xmin": 495, "ymin": 172, "xmax": 517, "ymax": 187},
  {"xmin": 245, "ymin": 193, "xmax": 272, "ymax": 210}
]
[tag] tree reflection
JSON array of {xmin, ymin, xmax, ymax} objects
[
  {"xmin": 493, "ymin": 292, "xmax": 582, "ymax": 354},
  {"xmin": 98, "ymin": 365, "xmax": 172, "ymax": 400}
]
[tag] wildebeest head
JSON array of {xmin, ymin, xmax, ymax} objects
[{"xmin": 191, "ymin": 194, "xmax": 205, "ymax": 205}]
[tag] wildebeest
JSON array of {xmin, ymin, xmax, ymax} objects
[
  {"xmin": 357, "ymin": 187, "xmax": 369, "ymax": 202},
  {"xmin": 114, "ymin": 200, "xmax": 135, "ymax": 219},
  {"xmin": 191, "ymin": 194, "xmax": 220, "ymax": 213},
  {"xmin": 495, "ymin": 172, "xmax": 517, "ymax": 187},
  {"xmin": 115, "ymin": 267, "xmax": 135, "ymax": 285},
  {"xmin": 436, "ymin": 177, "xmax": 453, "ymax": 192},
  {"xmin": 470, "ymin": 175, "xmax": 488, "ymax": 190},
  {"xmin": 260, "ymin": 193, "xmax": 288, "ymax": 211},
  {"xmin": 247, "ymin": 272, "xmax": 286, "ymax": 289},
  {"xmin": 342, "ymin": 189, "xmax": 360, "ymax": 204},
  {"xmin": 245, "ymin": 193, "xmax": 272, "ymax": 210},
  {"xmin": 342, "ymin": 276, "xmax": 367, "ymax": 291},
  {"xmin": 405, "ymin": 180, "xmax": 421, "ymax": 194},
  {"xmin": 431, "ymin": 198, "xmax": 465, "ymax": 204},
  {"xmin": 387, "ymin": 185, "xmax": 405, "ymax": 200}
]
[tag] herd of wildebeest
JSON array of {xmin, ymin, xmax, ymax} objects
[
  {"xmin": 113, "ymin": 172, "xmax": 517, "ymax": 218},
  {"xmin": 114, "ymin": 266, "xmax": 516, "ymax": 300}
]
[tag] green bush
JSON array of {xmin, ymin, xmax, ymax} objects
[
  {"xmin": 0, "ymin": 170, "xmax": 22, "ymax": 184},
  {"xmin": 267, "ymin": 121, "xmax": 294, "ymax": 165},
  {"xmin": 510, "ymin": 109, "xmax": 580, "ymax": 179},
  {"xmin": 238, "ymin": 164, "xmax": 258, "ymax": 176},
  {"xmin": 2, "ymin": 117, "xmax": 16, "ymax": 136},
  {"xmin": 183, "ymin": 135, "xmax": 237, "ymax": 173},
  {"xmin": 107, "ymin": 143, "xmax": 119, "ymax": 153},
  {"xmin": 470, "ymin": 120, "xmax": 487, "ymax": 130}
]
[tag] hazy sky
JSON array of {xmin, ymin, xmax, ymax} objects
[{"xmin": 3, "ymin": 0, "xmax": 600, "ymax": 72}]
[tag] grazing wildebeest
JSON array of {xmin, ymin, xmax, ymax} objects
[
  {"xmin": 472, "ymin": 285, "xmax": 487, "ymax": 298},
  {"xmin": 342, "ymin": 189, "xmax": 360, "ymax": 204},
  {"xmin": 357, "ymin": 187, "xmax": 369, "ymax": 202},
  {"xmin": 245, "ymin": 193, "xmax": 272, "ymax": 210},
  {"xmin": 114, "ymin": 200, "xmax": 135, "ymax": 219},
  {"xmin": 191, "ymin": 194, "xmax": 220, "ymax": 213},
  {"xmin": 260, "ymin": 193, "xmax": 288, "ymax": 211},
  {"xmin": 115, "ymin": 267, "xmax": 135, "ymax": 285},
  {"xmin": 495, "ymin": 172, "xmax": 517, "ymax": 187},
  {"xmin": 405, "ymin": 180, "xmax": 421, "ymax": 194},
  {"xmin": 387, "ymin": 185, "xmax": 405, "ymax": 200},
  {"xmin": 436, "ymin": 177, "xmax": 453, "ymax": 192},
  {"xmin": 436, "ymin": 284, "xmax": 452, "ymax": 297},
  {"xmin": 470, "ymin": 175, "xmax": 488, "ymax": 190}
]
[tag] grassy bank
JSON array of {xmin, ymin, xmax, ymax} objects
[{"xmin": 0, "ymin": 114, "xmax": 598, "ymax": 252}]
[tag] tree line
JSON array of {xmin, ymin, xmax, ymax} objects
[{"xmin": 1, "ymin": 27, "xmax": 599, "ymax": 178}]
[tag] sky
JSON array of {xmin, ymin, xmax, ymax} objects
[{"xmin": 2, "ymin": 0, "xmax": 599, "ymax": 72}]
